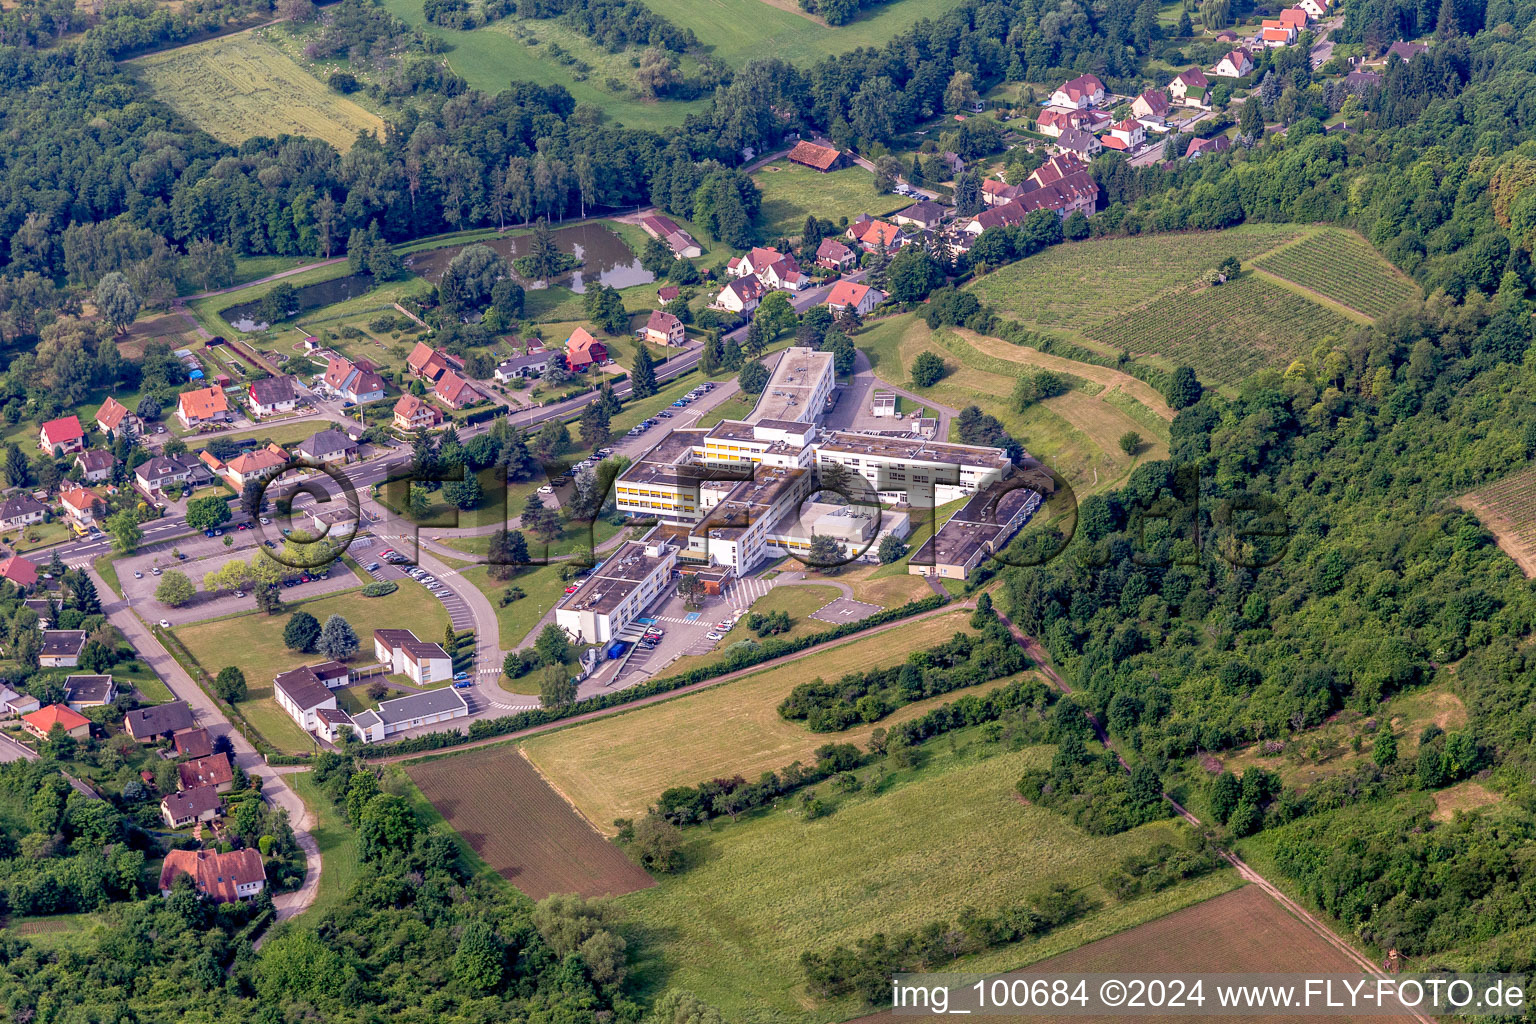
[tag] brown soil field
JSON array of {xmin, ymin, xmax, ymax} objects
[
  {"xmin": 408, "ymin": 746, "xmax": 655, "ymax": 901},
  {"xmin": 1457, "ymin": 481, "xmax": 1536, "ymax": 577},
  {"xmin": 849, "ymin": 885, "xmax": 1417, "ymax": 1024}
]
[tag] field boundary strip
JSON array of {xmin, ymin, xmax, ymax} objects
[
  {"xmin": 1248, "ymin": 265, "xmax": 1376, "ymax": 325},
  {"xmin": 516, "ymin": 745, "xmax": 610, "ymax": 837}
]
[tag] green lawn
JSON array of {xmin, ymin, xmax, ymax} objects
[
  {"xmin": 645, "ymin": 0, "xmax": 957, "ymax": 66},
  {"xmin": 93, "ymin": 553, "xmax": 123, "ymax": 599},
  {"xmin": 115, "ymin": 661, "xmax": 176, "ymax": 704},
  {"xmin": 439, "ymin": 517, "xmax": 624, "ymax": 560},
  {"xmin": 208, "ymin": 419, "xmax": 344, "ymax": 449},
  {"xmin": 6, "ymin": 521, "xmax": 73, "ymax": 554},
  {"xmin": 617, "ymin": 738, "xmax": 1238, "ymax": 1020},
  {"xmin": 173, "ymin": 585, "xmax": 451, "ymax": 754},
  {"xmin": 285, "ymin": 770, "xmax": 361, "ymax": 925},
  {"xmin": 752, "ymin": 159, "xmax": 886, "ymax": 238},
  {"xmin": 454, "ymin": 562, "xmax": 569, "ymax": 650}
]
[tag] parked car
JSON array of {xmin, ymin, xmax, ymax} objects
[
  {"xmin": 234, "ymin": 590, "xmax": 245, "ymax": 598},
  {"xmin": 151, "ymin": 567, "xmax": 162, "ymax": 576},
  {"xmin": 133, "ymin": 570, "xmax": 143, "ymax": 579},
  {"xmin": 365, "ymin": 562, "xmax": 379, "ymax": 571},
  {"xmin": 705, "ymin": 631, "xmax": 723, "ymax": 641},
  {"xmin": 453, "ymin": 680, "xmax": 473, "ymax": 689},
  {"xmin": 158, "ymin": 619, "xmax": 170, "ymax": 628}
]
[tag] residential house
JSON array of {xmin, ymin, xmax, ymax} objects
[
  {"xmin": 1279, "ymin": 7, "xmax": 1308, "ymax": 29},
  {"xmin": 160, "ymin": 786, "xmax": 222, "ymax": 828},
  {"xmin": 644, "ymin": 310, "xmax": 686, "ymax": 346},
  {"xmin": 657, "ymin": 285, "xmax": 680, "ymax": 304},
  {"xmin": 1345, "ymin": 69, "xmax": 1383, "ymax": 89},
  {"xmin": 314, "ymin": 707, "xmax": 355, "ymax": 744},
  {"xmin": 247, "ymin": 376, "xmax": 298, "ymax": 419},
  {"xmin": 393, "ymin": 393, "xmax": 444, "ymax": 431},
  {"xmin": 95, "ymin": 396, "xmax": 141, "ymax": 438},
  {"xmin": 0, "ymin": 688, "xmax": 38, "ymax": 717},
  {"xmin": 178, "ymin": 753, "xmax": 233, "ymax": 792},
  {"xmin": 23, "ymin": 704, "xmax": 90, "ymax": 741},
  {"xmin": 893, "ymin": 200, "xmax": 945, "ymax": 230},
  {"xmin": 1260, "ymin": 20, "xmax": 1297, "ymax": 46},
  {"xmin": 848, "ymin": 218, "xmax": 902, "ymax": 252},
  {"xmin": 714, "ymin": 275, "xmax": 766, "ymax": 316},
  {"xmin": 815, "ymin": 238, "xmax": 857, "ymax": 272},
  {"xmin": 1186, "ymin": 134, "xmax": 1232, "ymax": 159},
  {"xmin": 75, "ymin": 449, "xmax": 115, "ymax": 483},
  {"xmin": 373, "ymin": 629, "xmax": 453, "ymax": 685},
  {"xmin": 176, "ymin": 386, "xmax": 231, "ymax": 429},
  {"xmin": 322, "ymin": 356, "xmax": 387, "ymax": 404},
  {"xmin": 940, "ymin": 151, "xmax": 966, "ymax": 177},
  {"xmin": 0, "ymin": 554, "xmax": 39, "ymax": 590},
  {"xmin": 1056, "ymin": 127, "xmax": 1103, "ymax": 158},
  {"xmin": 433, "ymin": 370, "xmax": 482, "ymax": 409},
  {"xmin": 981, "ymin": 177, "xmax": 1024, "ymax": 205},
  {"xmin": 38, "ymin": 416, "xmax": 85, "ymax": 456},
  {"xmin": 406, "ymin": 342, "xmax": 463, "ymax": 382},
  {"xmin": 1050, "ymin": 73, "xmax": 1106, "ymax": 109},
  {"xmin": 158, "ymin": 848, "xmax": 264, "ymax": 902},
  {"xmin": 135, "ymin": 453, "xmax": 209, "ymax": 494},
  {"xmin": 1297, "ymin": 0, "xmax": 1328, "ymax": 16},
  {"xmin": 40, "ymin": 630, "xmax": 86, "ymax": 668},
  {"xmin": 273, "ymin": 665, "xmax": 338, "ymax": 732},
  {"xmin": 1017, "ymin": 172, "xmax": 1100, "ymax": 218},
  {"xmin": 64, "ymin": 674, "xmax": 115, "ymax": 710},
  {"xmin": 1132, "ymin": 89, "xmax": 1172, "ymax": 122},
  {"xmin": 638, "ymin": 214, "xmax": 703, "ymax": 258},
  {"xmin": 1034, "ymin": 108, "xmax": 1077, "ymax": 137},
  {"xmin": 727, "ymin": 247, "xmax": 786, "ymax": 279},
  {"xmin": 173, "ymin": 726, "xmax": 214, "ymax": 759},
  {"xmin": 494, "ymin": 354, "xmax": 546, "ymax": 382},
  {"xmin": 824, "ymin": 281, "xmax": 885, "ymax": 317},
  {"xmin": 1030, "ymin": 153, "xmax": 1090, "ymax": 189},
  {"xmin": 0, "ymin": 494, "xmax": 47, "ymax": 531},
  {"xmin": 1387, "ymin": 40, "xmax": 1428, "ymax": 61},
  {"xmin": 1215, "ymin": 29, "xmax": 1241, "ymax": 41},
  {"xmin": 202, "ymin": 443, "xmax": 287, "ymax": 490},
  {"xmin": 787, "ymin": 140, "xmax": 843, "ymax": 171},
  {"xmin": 1214, "ymin": 48, "xmax": 1256, "ymax": 77},
  {"xmin": 1169, "ymin": 67, "xmax": 1211, "ymax": 105},
  {"xmin": 1105, "ymin": 118, "xmax": 1147, "ymax": 149},
  {"xmin": 565, "ymin": 328, "xmax": 609, "ymax": 372},
  {"xmin": 760, "ymin": 256, "xmax": 809, "ymax": 292},
  {"xmin": 295, "ymin": 429, "xmax": 359, "ymax": 466},
  {"xmin": 59, "ymin": 487, "xmax": 105, "ymax": 526},
  {"xmin": 124, "ymin": 701, "xmax": 195, "ymax": 741},
  {"xmin": 965, "ymin": 199, "xmax": 1030, "ymax": 236}
]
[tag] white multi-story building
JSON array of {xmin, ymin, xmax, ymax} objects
[
  {"xmin": 556, "ymin": 535, "xmax": 678, "ymax": 644},
  {"xmin": 373, "ymin": 630, "xmax": 453, "ymax": 685}
]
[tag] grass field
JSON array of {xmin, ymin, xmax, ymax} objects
[
  {"xmin": 752, "ymin": 159, "xmax": 883, "ymax": 237},
  {"xmin": 453, "ymin": 561, "xmax": 568, "ymax": 649},
  {"xmin": 285, "ymin": 770, "xmax": 360, "ymax": 925},
  {"xmin": 618, "ymin": 741, "xmax": 1239, "ymax": 1020},
  {"xmin": 1457, "ymin": 466, "xmax": 1536, "ymax": 576},
  {"xmin": 1253, "ymin": 228, "xmax": 1420, "ymax": 319},
  {"xmin": 645, "ymin": 0, "xmax": 955, "ymax": 66},
  {"xmin": 1092, "ymin": 272, "xmax": 1356, "ymax": 386},
  {"xmin": 174, "ymin": 586, "xmax": 450, "ymax": 753},
  {"xmin": 857, "ymin": 315, "xmax": 1165, "ymax": 493},
  {"xmin": 408, "ymin": 746, "xmax": 655, "ymax": 900},
  {"xmin": 850, "ymin": 884, "xmax": 1409, "ymax": 1024},
  {"xmin": 131, "ymin": 30, "xmax": 385, "ymax": 150},
  {"xmin": 520, "ymin": 610, "xmax": 982, "ymax": 829}
]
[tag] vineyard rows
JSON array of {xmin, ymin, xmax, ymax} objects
[
  {"xmin": 1254, "ymin": 230, "xmax": 1418, "ymax": 320},
  {"xmin": 1090, "ymin": 275, "xmax": 1354, "ymax": 385},
  {"xmin": 1466, "ymin": 466, "xmax": 1536, "ymax": 548},
  {"xmin": 970, "ymin": 225, "xmax": 1302, "ymax": 331}
]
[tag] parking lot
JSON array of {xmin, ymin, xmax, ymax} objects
[
  {"xmin": 602, "ymin": 584, "xmax": 744, "ymax": 685},
  {"xmin": 354, "ymin": 539, "xmax": 476, "ymax": 635},
  {"xmin": 118, "ymin": 525, "xmax": 357, "ymax": 625}
]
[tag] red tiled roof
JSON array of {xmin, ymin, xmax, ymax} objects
[
  {"xmin": 787, "ymin": 140, "xmax": 841, "ymax": 171},
  {"xmin": 24, "ymin": 704, "xmax": 89, "ymax": 734},
  {"xmin": 178, "ymin": 386, "xmax": 228, "ymax": 421},
  {"xmin": 178, "ymin": 753, "xmax": 233, "ymax": 791},
  {"xmin": 40, "ymin": 416, "xmax": 84, "ymax": 447},
  {"xmin": 159, "ymin": 848, "xmax": 264, "ymax": 903},
  {"xmin": 96, "ymin": 397, "xmax": 131, "ymax": 431},
  {"xmin": 826, "ymin": 281, "xmax": 875, "ymax": 307},
  {"xmin": 0, "ymin": 555, "xmax": 39, "ymax": 587}
]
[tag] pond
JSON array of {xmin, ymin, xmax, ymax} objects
[
  {"xmin": 222, "ymin": 273, "xmax": 377, "ymax": 332},
  {"xmin": 403, "ymin": 222, "xmax": 653, "ymax": 293}
]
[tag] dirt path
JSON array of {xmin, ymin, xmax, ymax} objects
[
  {"xmin": 995, "ymin": 609, "xmax": 1434, "ymax": 1024},
  {"xmin": 953, "ymin": 328, "xmax": 1176, "ymax": 421},
  {"xmin": 368, "ymin": 599, "xmax": 968, "ymax": 765},
  {"xmin": 184, "ymin": 257, "xmax": 349, "ymax": 301}
]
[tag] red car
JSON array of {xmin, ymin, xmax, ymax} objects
[{"xmin": 564, "ymin": 584, "xmax": 579, "ymax": 594}]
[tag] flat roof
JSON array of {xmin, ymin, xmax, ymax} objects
[
  {"xmin": 818, "ymin": 431, "xmax": 1014, "ymax": 470},
  {"xmin": 618, "ymin": 428, "xmax": 711, "ymax": 487},
  {"xmin": 374, "ymin": 687, "xmax": 469, "ymax": 725},
  {"xmin": 913, "ymin": 483, "xmax": 1042, "ymax": 570},
  {"xmin": 692, "ymin": 466, "xmax": 806, "ymax": 540},
  {"xmin": 747, "ymin": 347, "xmax": 834, "ymax": 424},
  {"xmin": 562, "ymin": 539, "xmax": 675, "ymax": 616}
]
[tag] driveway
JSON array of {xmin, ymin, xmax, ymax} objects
[{"xmin": 826, "ymin": 349, "xmax": 958, "ymax": 437}]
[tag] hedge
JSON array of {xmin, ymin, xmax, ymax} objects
[
  {"xmin": 994, "ymin": 317, "xmax": 1173, "ymax": 396},
  {"xmin": 361, "ymin": 580, "xmax": 398, "ymax": 596},
  {"xmin": 361, "ymin": 593, "xmax": 950, "ymax": 758}
]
